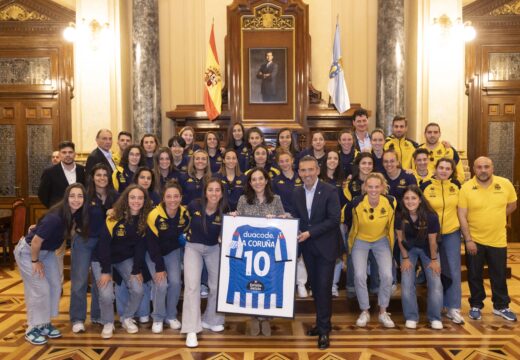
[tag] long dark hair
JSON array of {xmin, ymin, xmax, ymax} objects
[
  {"xmin": 110, "ymin": 184, "xmax": 152, "ymax": 236},
  {"xmin": 199, "ymin": 177, "xmax": 228, "ymax": 234},
  {"xmin": 351, "ymin": 152, "xmax": 374, "ymax": 180},
  {"xmin": 203, "ymin": 131, "xmax": 221, "ymax": 152},
  {"xmin": 153, "ymin": 147, "xmax": 175, "ymax": 193},
  {"xmin": 244, "ymin": 167, "xmax": 275, "ymax": 205},
  {"xmin": 87, "ymin": 163, "xmax": 115, "ymax": 201},
  {"xmin": 218, "ymin": 149, "xmax": 242, "ymax": 177},
  {"xmin": 227, "ymin": 122, "xmax": 245, "ymax": 148},
  {"xmin": 320, "ymin": 150, "xmax": 345, "ymax": 183},
  {"xmin": 250, "ymin": 144, "xmax": 271, "ymax": 169},
  {"xmin": 275, "ymin": 127, "xmax": 299, "ymax": 154},
  {"xmin": 120, "ymin": 145, "xmax": 146, "ymax": 169},
  {"xmin": 45, "ymin": 183, "xmax": 89, "ymax": 240},
  {"xmin": 400, "ymin": 185, "xmax": 438, "ymax": 241},
  {"xmin": 246, "ymin": 127, "xmax": 266, "ymax": 150},
  {"xmin": 337, "ymin": 129, "xmax": 355, "ymax": 152},
  {"xmin": 133, "ymin": 166, "xmax": 156, "ymax": 192}
]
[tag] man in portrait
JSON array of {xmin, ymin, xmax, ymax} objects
[{"xmin": 257, "ymin": 51, "xmax": 279, "ymax": 102}]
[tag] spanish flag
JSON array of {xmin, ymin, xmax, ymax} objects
[{"xmin": 203, "ymin": 23, "xmax": 222, "ymax": 121}]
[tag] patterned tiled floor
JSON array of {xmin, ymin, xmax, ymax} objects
[{"xmin": 1, "ymin": 245, "xmax": 520, "ymax": 359}]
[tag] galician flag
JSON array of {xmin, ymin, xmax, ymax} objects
[
  {"xmin": 203, "ymin": 23, "xmax": 222, "ymax": 121},
  {"xmin": 327, "ymin": 21, "xmax": 350, "ymax": 114}
]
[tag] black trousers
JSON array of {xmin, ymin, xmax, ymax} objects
[
  {"xmin": 466, "ymin": 242, "xmax": 510, "ymax": 310},
  {"xmin": 302, "ymin": 242, "xmax": 335, "ymax": 335}
]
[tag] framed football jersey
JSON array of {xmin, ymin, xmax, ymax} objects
[{"xmin": 217, "ymin": 215, "xmax": 299, "ymax": 318}]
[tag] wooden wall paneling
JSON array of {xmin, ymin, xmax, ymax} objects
[
  {"xmin": 0, "ymin": 0, "xmax": 75, "ymax": 224},
  {"xmin": 464, "ymin": 0, "xmax": 520, "ymax": 241}
]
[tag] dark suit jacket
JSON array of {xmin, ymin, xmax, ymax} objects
[
  {"xmin": 38, "ymin": 163, "xmax": 86, "ymax": 208},
  {"xmin": 85, "ymin": 147, "xmax": 113, "ymax": 178},
  {"xmin": 291, "ymin": 180, "xmax": 341, "ymax": 262},
  {"xmin": 257, "ymin": 61, "xmax": 278, "ymax": 101}
]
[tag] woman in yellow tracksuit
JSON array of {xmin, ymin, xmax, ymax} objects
[
  {"xmin": 344, "ymin": 172, "xmax": 397, "ymax": 328},
  {"xmin": 420, "ymin": 157, "xmax": 464, "ymax": 325}
]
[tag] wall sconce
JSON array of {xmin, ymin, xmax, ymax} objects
[
  {"xmin": 63, "ymin": 19, "xmax": 110, "ymax": 49},
  {"xmin": 432, "ymin": 14, "xmax": 476, "ymax": 42}
]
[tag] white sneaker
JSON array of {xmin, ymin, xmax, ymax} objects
[
  {"xmin": 431, "ymin": 320, "xmax": 443, "ymax": 330},
  {"xmin": 138, "ymin": 316, "xmax": 150, "ymax": 323},
  {"xmin": 331, "ymin": 285, "xmax": 339, "ymax": 297},
  {"xmin": 446, "ymin": 308, "xmax": 465, "ymax": 324},
  {"xmin": 72, "ymin": 322, "xmax": 85, "ymax": 333},
  {"xmin": 405, "ymin": 320, "xmax": 417, "ymax": 329},
  {"xmin": 378, "ymin": 312, "xmax": 395, "ymax": 328},
  {"xmin": 202, "ymin": 321, "xmax": 224, "ymax": 332},
  {"xmin": 297, "ymin": 284, "xmax": 308, "ymax": 298},
  {"xmin": 186, "ymin": 332, "xmax": 198, "ymax": 347},
  {"xmin": 101, "ymin": 323, "xmax": 114, "ymax": 339},
  {"xmin": 356, "ymin": 311, "xmax": 370, "ymax": 327},
  {"xmin": 167, "ymin": 318, "xmax": 181, "ymax": 330},
  {"xmin": 122, "ymin": 318, "xmax": 139, "ymax": 334},
  {"xmin": 152, "ymin": 321, "xmax": 163, "ymax": 333}
]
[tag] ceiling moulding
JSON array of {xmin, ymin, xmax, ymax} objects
[
  {"xmin": 463, "ymin": 0, "xmax": 520, "ymax": 29},
  {"xmin": 490, "ymin": 0, "xmax": 520, "ymax": 14},
  {"xmin": 0, "ymin": 0, "xmax": 74, "ymax": 34},
  {"xmin": 464, "ymin": 0, "xmax": 515, "ymax": 16}
]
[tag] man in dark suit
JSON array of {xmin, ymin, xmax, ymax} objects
[
  {"xmin": 38, "ymin": 141, "xmax": 85, "ymax": 208},
  {"xmin": 85, "ymin": 128, "xmax": 115, "ymax": 177},
  {"xmin": 291, "ymin": 155, "xmax": 341, "ymax": 350},
  {"xmin": 256, "ymin": 51, "xmax": 279, "ymax": 102}
]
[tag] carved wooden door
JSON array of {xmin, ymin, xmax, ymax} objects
[
  {"xmin": 0, "ymin": 99, "xmax": 60, "ymax": 223},
  {"xmin": 481, "ymin": 96, "xmax": 520, "ymax": 242}
]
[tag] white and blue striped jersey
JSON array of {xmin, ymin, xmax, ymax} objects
[{"xmin": 226, "ymin": 224, "xmax": 291, "ymax": 309}]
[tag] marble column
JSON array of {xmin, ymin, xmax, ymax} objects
[
  {"xmin": 376, "ymin": 0, "xmax": 405, "ymax": 134},
  {"xmin": 132, "ymin": 0, "xmax": 161, "ymax": 141}
]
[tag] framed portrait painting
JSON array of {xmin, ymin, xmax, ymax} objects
[
  {"xmin": 249, "ymin": 48, "xmax": 287, "ymax": 104},
  {"xmin": 217, "ymin": 215, "xmax": 299, "ymax": 318}
]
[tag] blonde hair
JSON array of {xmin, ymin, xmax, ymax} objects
[
  {"xmin": 187, "ymin": 149, "xmax": 212, "ymax": 182},
  {"xmin": 362, "ymin": 172, "xmax": 389, "ymax": 195}
]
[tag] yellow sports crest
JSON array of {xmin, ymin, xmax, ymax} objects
[
  {"xmin": 158, "ymin": 219, "xmax": 169, "ymax": 231},
  {"xmin": 116, "ymin": 225, "xmax": 126, "ymax": 237}
]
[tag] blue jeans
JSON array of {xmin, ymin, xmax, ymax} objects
[
  {"xmin": 351, "ymin": 238, "xmax": 393, "ymax": 310},
  {"xmin": 401, "ymin": 247, "xmax": 443, "ymax": 321},
  {"xmin": 14, "ymin": 238, "xmax": 61, "ymax": 330},
  {"xmin": 146, "ymin": 249, "xmax": 182, "ymax": 322},
  {"xmin": 115, "ymin": 281, "xmax": 150, "ymax": 318},
  {"xmin": 439, "ymin": 230, "xmax": 462, "ymax": 309},
  {"xmin": 113, "ymin": 258, "xmax": 145, "ymax": 320},
  {"xmin": 91, "ymin": 261, "xmax": 115, "ymax": 324},
  {"xmin": 69, "ymin": 235, "xmax": 100, "ymax": 323}
]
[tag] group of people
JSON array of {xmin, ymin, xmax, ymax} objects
[{"xmin": 16, "ymin": 108, "xmax": 517, "ymax": 350}]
